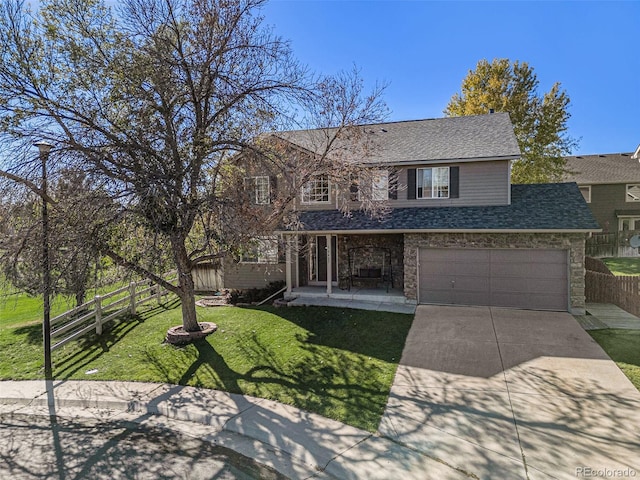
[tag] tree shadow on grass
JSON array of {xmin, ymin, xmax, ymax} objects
[
  {"xmin": 240, "ymin": 305, "xmax": 414, "ymax": 363},
  {"xmin": 12, "ymin": 322, "xmax": 43, "ymax": 346},
  {"xmin": 53, "ymin": 299, "xmax": 180, "ymax": 379},
  {"xmin": 145, "ymin": 325, "xmax": 399, "ymax": 431}
]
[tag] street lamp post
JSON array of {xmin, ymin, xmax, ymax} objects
[{"xmin": 35, "ymin": 140, "xmax": 53, "ymax": 380}]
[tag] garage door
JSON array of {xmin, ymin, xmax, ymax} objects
[{"xmin": 418, "ymin": 248, "xmax": 568, "ymax": 311}]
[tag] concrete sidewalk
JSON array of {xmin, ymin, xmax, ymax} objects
[
  {"xmin": 0, "ymin": 380, "xmax": 465, "ymax": 480},
  {"xmin": 585, "ymin": 303, "xmax": 640, "ymax": 329},
  {"xmin": 380, "ymin": 305, "xmax": 640, "ymax": 480}
]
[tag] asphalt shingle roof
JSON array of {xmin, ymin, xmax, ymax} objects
[
  {"xmin": 277, "ymin": 113, "xmax": 521, "ymax": 164},
  {"xmin": 563, "ymin": 153, "xmax": 639, "ymax": 184},
  {"xmin": 288, "ymin": 183, "xmax": 599, "ymax": 232}
]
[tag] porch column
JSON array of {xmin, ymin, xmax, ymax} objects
[
  {"xmin": 285, "ymin": 236, "xmax": 293, "ymax": 294},
  {"xmin": 326, "ymin": 234, "xmax": 332, "ymax": 294},
  {"xmin": 294, "ymin": 234, "xmax": 300, "ymax": 288}
]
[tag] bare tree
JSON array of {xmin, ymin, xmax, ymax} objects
[{"xmin": 0, "ymin": 0, "xmax": 387, "ymax": 333}]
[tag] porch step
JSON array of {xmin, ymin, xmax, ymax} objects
[
  {"xmin": 285, "ymin": 296, "xmax": 417, "ymax": 315},
  {"xmin": 285, "ymin": 288, "xmax": 409, "ymax": 304}
]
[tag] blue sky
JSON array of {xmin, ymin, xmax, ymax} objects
[{"xmin": 259, "ymin": 0, "xmax": 639, "ymax": 155}]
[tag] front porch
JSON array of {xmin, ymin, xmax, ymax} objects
[
  {"xmin": 282, "ymin": 232, "xmax": 411, "ymax": 312},
  {"xmin": 283, "ymin": 285, "xmax": 416, "ymax": 314}
]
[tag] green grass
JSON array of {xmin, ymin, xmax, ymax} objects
[
  {"xmin": 0, "ymin": 300, "xmax": 413, "ymax": 432},
  {"xmin": 601, "ymin": 257, "xmax": 640, "ymax": 276},
  {"xmin": 589, "ymin": 329, "xmax": 640, "ymax": 390}
]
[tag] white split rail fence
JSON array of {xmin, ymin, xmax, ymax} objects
[{"xmin": 49, "ymin": 272, "xmax": 177, "ymax": 352}]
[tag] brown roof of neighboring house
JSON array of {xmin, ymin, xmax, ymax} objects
[
  {"xmin": 276, "ymin": 113, "xmax": 521, "ymax": 165},
  {"xmin": 563, "ymin": 152, "xmax": 639, "ymax": 184}
]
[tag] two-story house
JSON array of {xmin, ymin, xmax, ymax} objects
[
  {"xmin": 197, "ymin": 113, "xmax": 599, "ymax": 314},
  {"xmin": 563, "ymin": 152, "xmax": 640, "ymax": 233},
  {"xmin": 563, "ymin": 151, "xmax": 640, "ymax": 257}
]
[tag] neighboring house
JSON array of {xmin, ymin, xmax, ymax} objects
[
  {"xmin": 198, "ymin": 113, "xmax": 599, "ymax": 314},
  {"xmin": 563, "ymin": 152, "xmax": 640, "ymax": 233}
]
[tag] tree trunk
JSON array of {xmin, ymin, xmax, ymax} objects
[
  {"xmin": 171, "ymin": 235, "xmax": 200, "ymax": 332},
  {"xmin": 75, "ymin": 290, "xmax": 86, "ymax": 308}
]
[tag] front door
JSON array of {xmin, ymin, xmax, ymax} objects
[{"xmin": 310, "ymin": 235, "xmax": 337, "ymax": 284}]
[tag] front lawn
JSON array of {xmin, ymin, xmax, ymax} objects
[
  {"xmin": 589, "ymin": 329, "xmax": 640, "ymax": 390},
  {"xmin": 601, "ymin": 257, "xmax": 640, "ymax": 276},
  {"xmin": 0, "ymin": 301, "xmax": 413, "ymax": 432}
]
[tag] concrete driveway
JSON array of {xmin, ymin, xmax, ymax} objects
[{"xmin": 379, "ymin": 305, "xmax": 640, "ymax": 480}]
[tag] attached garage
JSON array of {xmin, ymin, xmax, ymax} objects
[{"xmin": 418, "ymin": 248, "xmax": 569, "ymax": 311}]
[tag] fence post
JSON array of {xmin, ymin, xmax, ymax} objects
[
  {"xmin": 156, "ymin": 282, "xmax": 163, "ymax": 305},
  {"xmin": 95, "ymin": 295, "xmax": 103, "ymax": 335},
  {"xmin": 129, "ymin": 281, "xmax": 137, "ymax": 315}
]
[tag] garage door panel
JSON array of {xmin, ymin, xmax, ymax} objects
[
  {"xmin": 418, "ymin": 248, "xmax": 568, "ymax": 311},
  {"xmin": 422, "ymin": 262, "xmax": 455, "ymax": 276},
  {"xmin": 452, "ymin": 276, "xmax": 490, "ymax": 292},
  {"xmin": 491, "ymin": 249, "xmax": 566, "ymax": 264},
  {"xmin": 491, "ymin": 277, "xmax": 529, "ymax": 293},
  {"xmin": 420, "ymin": 289, "xmax": 454, "ymax": 304},
  {"xmin": 490, "ymin": 261, "xmax": 567, "ymax": 279},
  {"xmin": 527, "ymin": 278, "xmax": 566, "ymax": 294},
  {"xmin": 491, "ymin": 277, "xmax": 561, "ymax": 295},
  {"xmin": 453, "ymin": 291, "xmax": 491, "ymax": 306},
  {"xmin": 420, "ymin": 275, "xmax": 457, "ymax": 290},
  {"xmin": 458, "ymin": 262, "xmax": 491, "ymax": 276}
]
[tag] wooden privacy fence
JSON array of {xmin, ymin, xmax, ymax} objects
[
  {"xmin": 585, "ymin": 270, "xmax": 640, "ymax": 317},
  {"xmin": 586, "ymin": 231, "xmax": 640, "ymax": 258},
  {"xmin": 50, "ymin": 273, "xmax": 176, "ymax": 352}
]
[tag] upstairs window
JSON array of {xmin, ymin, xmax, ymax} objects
[
  {"xmin": 301, "ymin": 175, "xmax": 330, "ymax": 203},
  {"xmin": 252, "ymin": 176, "xmax": 271, "ymax": 205},
  {"xmin": 371, "ymin": 170, "xmax": 389, "ymax": 201},
  {"xmin": 417, "ymin": 167, "xmax": 449, "ymax": 199},
  {"xmin": 352, "ymin": 170, "xmax": 389, "ymax": 201},
  {"xmin": 627, "ymin": 184, "xmax": 640, "ymax": 202}
]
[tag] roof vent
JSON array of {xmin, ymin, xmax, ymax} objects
[
  {"xmin": 381, "ymin": 128, "xmax": 387, "ymax": 133},
  {"xmin": 489, "ymin": 108, "xmax": 495, "ymax": 114},
  {"xmin": 599, "ymin": 155, "xmax": 606, "ymax": 158}
]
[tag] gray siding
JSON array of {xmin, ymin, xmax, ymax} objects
[
  {"xmin": 297, "ymin": 160, "xmax": 510, "ymax": 211},
  {"xmin": 392, "ymin": 161, "xmax": 510, "ymax": 207},
  {"xmin": 587, "ymin": 183, "xmax": 640, "ymax": 232}
]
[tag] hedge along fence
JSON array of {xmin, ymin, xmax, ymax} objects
[
  {"xmin": 585, "ymin": 257, "xmax": 640, "ymax": 316},
  {"xmin": 50, "ymin": 273, "xmax": 176, "ymax": 352}
]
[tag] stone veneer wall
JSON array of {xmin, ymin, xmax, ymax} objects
[
  {"xmin": 338, "ymin": 234, "xmax": 404, "ymax": 289},
  {"xmin": 403, "ymin": 232, "xmax": 587, "ymax": 314}
]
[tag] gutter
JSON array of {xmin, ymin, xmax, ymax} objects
[{"xmin": 276, "ymin": 228, "xmax": 601, "ymax": 235}]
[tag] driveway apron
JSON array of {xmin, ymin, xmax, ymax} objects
[{"xmin": 379, "ymin": 305, "xmax": 640, "ymax": 480}]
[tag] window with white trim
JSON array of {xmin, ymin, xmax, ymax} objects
[
  {"xmin": 301, "ymin": 175, "xmax": 330, "ymax": 203},
  {"xmin": 619, "ymin": 217, "xmax": 640, "ymax": 231},
  {"xmin": 417, "ymin": 167, "xmax": 449, "ymax": 199},
  {"xmin": 626, "ymin": 184, "xmax": 640, "ymax": 202},
  {"xmin": 240, "ymin": 236, "xmax": 279, "ymax": 264},
  {"xmin": 252, "ymin": 176, "xmax": 270, "ymax": 205}
]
